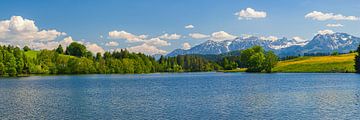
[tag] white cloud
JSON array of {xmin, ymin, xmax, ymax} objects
[
  {"xmin": 182, "ymin": 42, "xmax": 191, "ymax": 50},
  {"xmin": 59, "ymin": 36, "xmax": 75, "ymax": 47},
  {"xmin": 27, "ymin": 36, "xmax": 74, "ymax": 50},
  {"xmin": 127, "ymin": 44, "xmax": 167, "ymax": 55},
  {"xmin": 260, "ymin": 36, "xmax": 278, "ymax": 41},
  {"xmin": 185, "ymin": 25, "xmax": 194, "ymax": 29},
  {"xmin": 105, "ymin": 41, "xmax": 119, "ymax": 46},
  {"xmin": 234, "ymin": 8, "xmax": 267, "ymax": 20},
  {"xmin": 108, "ymin": 30, "xmax": 147, "ymax": 42},
  {"xmin": 144, "ymin": 38, "xmax": 170, "ymax": 47},
  {"xmin": 189, "ymin": 33, "xmax": 210, "ymax": 39},
  {"xmin": 86, "ymin": 43, "xmax": 105, "ymax": 54},
  {"xmin": 158, "ymin": 33, "xmax": 181, "ymax": 40},
  {"xmin": 240, "ymin": 34, "xmax": 253, "ymax": 39},
  {"xmin": 305, "ymin": 11, "xmax": 359, "ymax": 21},
  {"xmin": 317, "ymin": 29, "xmax": 335, "ymax": 35},
  {"xmin": 210, "ymin": 31, "xmax": 237, "ymax": 41},
  {"xmin": 0, "ymin": 16, "xmax": 66, "ymax": 42},
  {"xmin": 326, "ymin": 23, "xmax": 344, "ymax": 27},
  {"xmin": 292, "ymin": 36, "xmax": 306, "ymax": 42}
]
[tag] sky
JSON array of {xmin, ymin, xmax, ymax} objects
[{"xmin": 0, "ymin": 0, "xmax": 360, "ymax": 55}]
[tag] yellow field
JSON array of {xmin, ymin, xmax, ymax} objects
[{"xmin": 273, "ymin": 53, "xmax": 356, "ymax": 73}]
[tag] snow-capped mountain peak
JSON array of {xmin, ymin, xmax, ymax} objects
[{"xmin": 167, "ymin": 32, "xmax": 360, "ymax": 57}]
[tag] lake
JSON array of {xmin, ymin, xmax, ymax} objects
[{"xmin": 1, "ymin": 73, "xmax": 360, "ymax": 119}]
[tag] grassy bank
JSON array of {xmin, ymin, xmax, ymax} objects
[
  {"xmin": 273, "ymin": 53, "xmax": 355, "ymax": 73},
  {"xmin": 219, "ymin": 53, "xmax": 356, "ymax": 73}
]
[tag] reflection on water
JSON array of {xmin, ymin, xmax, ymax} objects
[{"xmin": 1, "ymin": 73, "xmax": 360, "ymax": 119}]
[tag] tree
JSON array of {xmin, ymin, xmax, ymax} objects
[
  {"xmin": 355, "ymin": 45, "xmax": 360, "ymax": 73},
  {"xmin": 96, "ymin": 52, "xmax": 102, "ymax": 61},
  {"xmin": 246, "ymin": 52, "xmax": 265, "ymax": 72},
  {"xmin": 240, "ymin": 48, "xmax": 255, "ymax": 68},
  {"xmin": 331, "ymin": 51, "xmax": 339, "ymax": 56},
  {"xmin": 223, "ymin": 57, "xmax": 237, "ymax": 70},
  {"xmin": 56, "ymin": 45, "xmax": 64, "ymax": 54},
  {"xmin": 263, "ymin": 51, "xmax": 278, "ymax": 73},
  {"xmin": 65, "ymin": 42, "xmax": 87, "ymax": 57},
  {"xmin": 23, "ymin": 46, "xmax": 31, "ymax": 51},
  {"xmin": 5, "ymin": 52, "xmax": 17, "ymax": 76},
  {"xmin": 240, "ymin": 46, "xmax": 278, "ymax": 73}
]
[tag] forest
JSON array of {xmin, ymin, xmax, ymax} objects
[{"xmin": 0, "ymin": 42, "xmax": 279, "ymax": 76}]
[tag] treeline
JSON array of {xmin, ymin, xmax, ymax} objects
[
  {"xmin": 0, "ymin": 42, "xmax": 227, "ymax": 76},
  {"xmin": 0, "ymin": 43, "xmax": 160, "ymax": 76},
  {"xmin": 158, "ymin": 55, "xmax": 222, "ymax": 72},
  {"xmin": 0, "ymin": 43, "xmax": 280, "ymax": 76}
]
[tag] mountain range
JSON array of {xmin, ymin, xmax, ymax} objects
[{"xmin": 167, "ymin": 32, "xmax": 360, "ymax": 57}]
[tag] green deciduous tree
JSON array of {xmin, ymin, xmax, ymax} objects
[
  {"xmin": 264, "ymin": 51, "xmax": 278, "ymax": 73},
  {"xmin": 56, "ymin": 45, "xmax": 64, "ymax": 54},
  {"xmin": 65, "ymin": 42, "xmax": 87, "ymax": 57},
  {"xmin": 23, "ymin": 46, "xmax": 31, "ymax": 51},
  {"xmin": 240, "ymin": 46, "xmax": 278, "ymax": 73}
]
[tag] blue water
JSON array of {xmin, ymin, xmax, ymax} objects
[{"xmin": 1, "ymin": 73, "xmax": 360, "ymax": 119}]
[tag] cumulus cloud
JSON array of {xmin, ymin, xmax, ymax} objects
[
  {"xmin": 260, "ymin": 36, "xmax": 278, "ymax": 41},
  {"xmin": 108, "ymin": 30, "xmax": 147, "ymax": 42},
  {"xmin": 185, "ymin": 25, "xmax": 194, "ymax": 29},
  {"xmin": 105, "ymin": 41, "xmax": 119, "ymax": 46},
  {"xmin": 317, "ymin": 29, "xmax": 335, "ymax": 35},
  {"xmin": 158, "ymin": 33, "xmax": 181, "ymax": 40},
  {"xmin": 144, "ymin": 38, "xmax": 170, "ymax": 47},
  {"xmin": 28, "ymin": 36, "xmax": 104, "ymax": 55},
  {"xmin": 108, "ymin": 30, "xmax": 173, "ymax": 48},
  {"xmin": 210, "ymin": 31, "xmax": 237, "ymax": 41},
  {"xmin": 326, "ymin": 23, "xmax": 344, "ymax": 27},
  {"xmin": 0, "ymin": 16, "xmax": 66, "ymax": 42},
  {"xmin": 305, "ymin": 11, "xmax": 359, "ymax": 21},
  {"xmin": 127, "ymin": 44, "xmax": 167, "ymax": 55},
  {"xmin": 189, "ymin": 33, "xmax": 210, "ymax": 39},
  {"xmin": 182, "ymin": 42, "xmax": 191, "ymax": 50},
  {"xmin": 86, "ymin": 43, "xmax": 105, "ymax": 54},
  {"xmin": 27, "ymin": 36, "xmax": 74, "ymax": 50},
  {"xmin": 234, "ymin": 8, "xmax": 267, "ymax": 20}
]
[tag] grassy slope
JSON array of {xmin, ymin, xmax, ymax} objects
[
  {"xmin": 24, "ymin": 51, "xmax": 39, "ymax": 59},
  {"xmin": 273, "ymin": 53, "xmax": 356, "ymax": 73},
  {"xmin": 24, "ymin": 50, "xmax": 76, "ymax": 59}
]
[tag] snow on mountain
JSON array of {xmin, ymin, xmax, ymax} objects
[{"xmin": 167, "ymin": 32, "xmax": 360, "ymax": 57}]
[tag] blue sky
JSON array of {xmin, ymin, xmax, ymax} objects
[{"xmin": 0, "ymin": 0, "xmax": 360, "ymax": 55}]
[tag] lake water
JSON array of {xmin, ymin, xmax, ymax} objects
[{"xmin": 1, "ymin": 73, "xmax": 360, "ymax": 119}]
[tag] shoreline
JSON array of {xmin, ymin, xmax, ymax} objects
[{"xmin": 1, "ymin": 71, "xmax": 357, "ymax": 78}]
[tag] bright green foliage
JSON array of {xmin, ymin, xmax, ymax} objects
[
  {"xmin": 0, "ymin": 44, "xmax": 159, "ymax": 76},
  {"xmin": 0, "ymin": 44, "xmax": 278, "ymax": 77},
  {"xmin": 240, "ymin": 46, "xmax": 278, "ymax": 72},
  {"xmin": 264, "ymin": 51, "xmax": 278, "ymax": 73}
]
